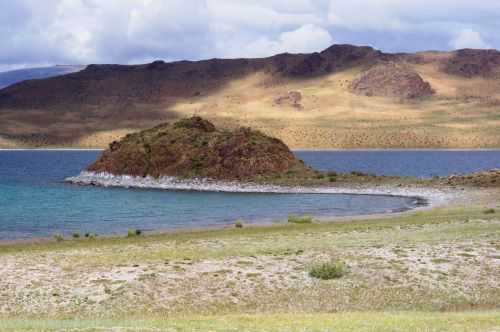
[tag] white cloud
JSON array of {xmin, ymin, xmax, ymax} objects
[
  {"xmin": 206, "ymin": 0, "xmax": 325, "ymax": 30},
  {"xmin": 1, "ymin": 0, "xmax": 500, "ymax": 70},
  {"xmin": 449, "ymin": 29, "xmax": 491, "ymax": 49},
  {"xmin": 327, "ymin": 0, "xmax": 500, "ymax": 30},
  {"xmin": 241, "ymin": 24, "xmax": 333, "ymax": 57}
]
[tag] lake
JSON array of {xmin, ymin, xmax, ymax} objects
[{"xmin": 0, "ymin": 150, "xmax": 498, "ymax": 240}]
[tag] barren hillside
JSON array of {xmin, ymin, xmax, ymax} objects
[{"xmin": 1, "ymin": 45, "xmax": 499, "ymax": 149}]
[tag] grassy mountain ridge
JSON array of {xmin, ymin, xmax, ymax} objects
[{"xmin": 1, "ymin": 45, "xmax": 499, "ymax": 148}]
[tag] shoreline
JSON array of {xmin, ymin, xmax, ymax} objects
[
  {"xmin": 0, "ymin": 172, "xmax": 463, "ymax": 245},
  {"xmin": 0, "ymin": 198, "xmax": 430, "ymax": 246},
  {"xmin": 66, "ymin": 171, "xmax": 457, "ymax": 207}
]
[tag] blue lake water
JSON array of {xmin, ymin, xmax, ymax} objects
[
  {"xmin": 0, "ymin": 150, "xmax": 499, "ymax": 240},
  {"xmin": 295, "ymin": 150, "xmax": 500, "ymax": 177}
]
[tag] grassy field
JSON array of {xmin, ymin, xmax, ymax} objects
[
  {"xmin": 2, "ymin": 311, "xmax": 500, "ymax": 332},
  {"xmin": 0, "ymin": 203, "xmax": 499, "ymax": 331}
]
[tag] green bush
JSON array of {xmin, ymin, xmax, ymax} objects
[
  {"xmin": 53, "ymin": 234, "xmax": 64, "ymax": 242},
  {"xmin": 288, "ymin": 215, "xmax": 313, "ymax": 224},
  {"xmin": 235, "ymin": 220, "xmax": 244, "ymax": 228},
  {"xmin": 309, "ymin": 261, "xmax": 347, "ymax": 280},
  {"xmin": 484, "ymin": 208, "xmax": 496, "ymax": 214},
  {"xmin": 85, "ymin": 233, "xmax": 97, "ymax": 240},
  {"xmin": 127, "ymin": 229, "xmax": 142, "ymax": 237},
  {"xmin": 327, "ymin": 171, "xmax": 338, "ymax": 177},
  {"xmin": 72, "ymin": 232, "xmax": 80, "ymax": 239}
]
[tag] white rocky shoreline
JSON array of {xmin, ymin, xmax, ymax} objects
[{"xmin": 66, "ymin": 171, "xmax": 461, "ymax": 209}]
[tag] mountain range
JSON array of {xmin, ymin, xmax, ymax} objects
[
  {"xmin": 0, "ymin": 45, "xmax": 499, "ymax": 149},
  {"xmin": 0, "ymin": 65, "xmax": 85, "ymax": 90}
]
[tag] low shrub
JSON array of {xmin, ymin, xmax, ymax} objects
[
  {"xmin": 484, "ymin": 208, "xmax": 496, "ymax": 214},
  {"xmin": 72, "ymin": 232, "xmax": 80, "ymax": 239},
  {"xmin": 309, "ymin": 261, "xmax": 347, "ymax": 280},
  {"xmin": 288, "ymin": 215, "xmax": 313, "ymax": 224},
  {"xmin": 327, "ymin": 171, "xmax": 338, "ymax": 177},
  {"xmin": 53, "ymin": 234, "xmax": 64, "ymax": 242},
  {"xmin": 127, "ymin": 229, "xmax": 142, "ymax": 237},
  {"xmin": 235, "ymin": 220, "xmax": 244, "ymax": 228}
]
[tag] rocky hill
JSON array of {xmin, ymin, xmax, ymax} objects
[
  {"xmin": 1, "ymin": 44, "xmax": 500, "ymax": 149},
  {"xmin": 87, "ymin": 117, "xmax": 313, "ymax": 181},
  {"xmin": 350, "ymin": 62, "xmax": 434, "ymax": 99}
]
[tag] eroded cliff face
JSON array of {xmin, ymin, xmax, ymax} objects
[{"xmin": 87, "ymin": 117, "xmax": 313, "ymax": 181}]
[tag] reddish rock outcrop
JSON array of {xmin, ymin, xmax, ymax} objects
[
  {"xmin": 350, "ymin": 62, "xmax": 434, "ymax": 99},
  {"xmin": 275, "ymin": 91, "xmax": 302, "ymax": 108},
  {"xmin": 88, "ymin": 117, "xmax": 313, "ymax": 181}
]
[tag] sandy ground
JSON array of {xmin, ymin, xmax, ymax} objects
[{"xmin": 0, "ymin": 216, "xmax": 499, "ymax": 317}]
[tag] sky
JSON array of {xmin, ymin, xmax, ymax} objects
[{"xmin": 1, "ymin": 0, "xmax": 500, "ymax": 71}]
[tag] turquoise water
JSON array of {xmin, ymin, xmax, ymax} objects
[{"xmin": 0, "ymin": 150, "xmax": 424, "ymax": 240}]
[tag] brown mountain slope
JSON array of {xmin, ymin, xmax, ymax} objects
[
  {"xmin": 1, "ymin": 44, "xmax": 500, "ymax": 149},
  {"xmin": 443, "ymin": 49, "xmax": 500, "ymax": 78}
]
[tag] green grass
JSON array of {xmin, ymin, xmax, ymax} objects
[
  {"xmin": 53, "ymin": 234, "xmax": 64, "ymax": 242},
  {"xmin": 287, "ymin": 214, "xmax": 313, "ymax": 224},
  {"xmin": 127, "ymin": 229, "xmax": 142, "ymax": 237},
  {"xmin": 309, "ymin": 261, "xmax": 347, "ymax": 280},
  {"xmin": 1, "ymin": 311, "xmax": 499, "ymax": 332}
]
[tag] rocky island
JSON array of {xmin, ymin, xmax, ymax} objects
[
  {"xmin": 72, "ymin": 116, "xmax": 500, "ymax": 193},
  {"xmin": 85, "ymin": 116, "xmax": 315, "ymax": 182}
]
